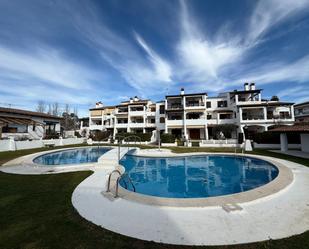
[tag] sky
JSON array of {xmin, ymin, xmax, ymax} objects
[{"xmin": 0, "ymin": 0, "xmax": 309, "ymax": 117}]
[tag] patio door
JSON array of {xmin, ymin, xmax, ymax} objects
[{"xmin": 189, "ymin": 129, "xmax": 200, "ymax": 140}]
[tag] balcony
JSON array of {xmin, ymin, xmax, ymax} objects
[
  {"xmin": 129, "ymin": 110, "xmax": 145, "ymax": 116},
  {"xmin": 185, "ymin": 102, "xmax": 205, "ymax": 109},
  {"xmin": 186, "ymin": 119, "xmax": 205, "ymax": 126},
  {"xmin": 89, "ymin": 124, "xmax": 104, "ymax": 130},
  {"xmin": 166, "ymin": 104, "xmax": 183, "ymax": 111},
  {"xmin": 166, "ymin": 119, "xmax": 183, "ymax": 126},
  {"xmin": 130, "ymin": 122, "xmax": 145, "ymax": 128},
  {"xmin": 115, "ymin": 123, "xmax": 128, "ymax": 128}
]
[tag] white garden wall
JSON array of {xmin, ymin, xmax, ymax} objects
[
  {"xmin": 0, "ymin": 138, "xmax": 86, "ymax": 152},
  {"xmin": 253, "ymin": 143, "xmax": 301, "ymax": 149}
]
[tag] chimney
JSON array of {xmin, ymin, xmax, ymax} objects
[
  {"xmin": 95, "ymin": 101, "xmax": 103, "ymax": 108},
  {"xmin": 129, "ymin": 98, "xmax": 133, "ymax": 103},
  {"xmin": 244, "ymin": 83, "xmax": 249, "ymax": 91},
  {"xmin": 180, "ymin": 88, "xmax": 185, "ymax": 95},
  {"xmin": 250, "ymin": 82, "xmax": 256, "ymax": 90},
  {"xmin": 134, "ymin": 96, "xmax": 139, "ymax": 102}
]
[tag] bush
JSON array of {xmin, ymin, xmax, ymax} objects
[
  {"xmin": 44, "ymin": 134, "xmax": 60, "ymax": 139},
  {"xmin": 212, "ymin": 124, "xmax": 237, "ymax": 139},
  {"xmin": 191, "ymin": 141, "xmax": 200, "ymax": 147},
  {"xmin": 115, "ymin": 132, "xmax": 152, "ymax": 142},
  {"xmin": 74, "ymin": 131, "xmax": 82, "ymax": 138},
  {"xmin": 90, "ymin": 130, "xmax": 111, "ymax": 141},
  {"xmin": 160, "ymin": 133, "xmax": 175, "ymax": 143}
]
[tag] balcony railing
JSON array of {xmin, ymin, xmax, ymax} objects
[
  {"xmin": 185, "ymin": 102, "xmax": 205, "ymax": 107},
  {"xmin": 167, "ymin": 104, "xmax": 183, "ymax": 110}
]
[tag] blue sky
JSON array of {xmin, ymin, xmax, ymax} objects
[{"xmin": 0, "ymin": 0, "xmax": 309, "ymax": 116}]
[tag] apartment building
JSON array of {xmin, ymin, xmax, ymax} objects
[
  {"xmin": 89, "ymin": 83, "xmax": 295, "ymax": 141},
  {"xmin": 294, "ymin": 102, "xmax": 309, "ymax": 122},
  {"xmin": 89, "ymin": 97, "xmax": 157, "ymax": 137}
]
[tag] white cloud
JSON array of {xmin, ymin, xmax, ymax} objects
[
  {"xmin": 0, "ymin": 45, "xmax": 99, "ymax": 90},
  {"xmin": 134, "ymin": 33, "xmax": 172, "ymax": 83},
  {"xmin": 247, "ymin": 0, "xmax": 309, "ymax": 44}
]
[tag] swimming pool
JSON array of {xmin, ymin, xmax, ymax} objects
[
  {"xmin": 33, "ymin": 147, "xmax": 111, "ymax": 166},
  {"xmin": 119, "ymin": 155, "xmax": 279, "ymax": 198}
]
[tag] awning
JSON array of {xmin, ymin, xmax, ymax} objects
[{"xmin": 0, "ymin": 117, "xmax": 44, "ymax": 126}]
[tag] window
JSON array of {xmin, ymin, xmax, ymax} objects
[
  {"xmin": 33, "ymin": 124, "xmax": 36, "ymax": 131},
  {"xmin": 160, "ymin": 117, "xmax": 165, "ymax": 123},
  {"xmin": 206, "ymin": 102, "xmax": 211, "ymax": 108},
  {"xmin": 217, "ymin": 101, "xmax": 227, "ymax": 108},
  {"xmin": 159, "ymin": 105, "xmax": 165, "ymax": 114},
  {"xmin": 207, "ymin": 114, "xmax": 212, "ymax": 120}
]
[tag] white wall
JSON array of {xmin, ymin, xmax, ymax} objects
[
  {"xmin": 0, "ymin": 138, "xmax": 85, "ymax": 152},
  {"xmin": 253, "ymin": 142, "xmax": 301, "ymax": 149}
]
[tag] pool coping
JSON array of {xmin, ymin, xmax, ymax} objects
[
  {"xmin": 1, "ymin": 146, "xmax": 117, "ymax": 174},
  {"xmin": 116, "ymin": 151, "xmax": 294, "ymax": 207}
]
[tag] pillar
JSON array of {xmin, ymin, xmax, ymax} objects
[
  {"xmin": 263, "ymin": 107, "xmax": 267, "ymax": 120},
  {"xmin": 280, "ymin": 133, "xmax": 288, "ymax": 152}
]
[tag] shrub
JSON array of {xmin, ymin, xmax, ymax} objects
[
  {"xmin": 212, "ymin": 124, "xmax": 237, "ymax": 139},
  {"xmin": 74, "ymin": 131, "xmax": 82, "ymax": 138},
  {"xmin": 160, "ymin": 133, "xmax": 175, "ymax": 143},
  {"xmin": 191, "ymin": 141, "xmax": 200, "ymax": 147},
  {"xmin": 44, "ymin": 134, "xmax": 60, "ymax": 139},
  {"xmin": 115, "ymin": 132, "xmax": 152, "ymax": 142},
  {"xmin": 90, "ymin": 130, "xmax": 111, "ymax": 141}
]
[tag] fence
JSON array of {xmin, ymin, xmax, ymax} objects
[{"xmin": 0, "ymin": 138, "xmax": 86, "ymax": 152}]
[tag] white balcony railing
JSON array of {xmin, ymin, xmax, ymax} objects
[
  {"xmin": 89, "ymin": 124, "xmax": 104, "ymax": 130},
  {"xmin": 129, "ymin": 111, "xmax": 145, "ymax": 116},
  {"xmin": 129, "ymin": 122, "xmax": 145, "ymax": 128},
  {"xmin": 186, "ymin": 119, "xmax": 206, "ymax": 126},
  {"xmin": 166, "ymin": 120, "xmax": 183, "ymax": 126},
  {"xmin": 115, "ymin": 123, "xmax": 128, "ymax": 128}
]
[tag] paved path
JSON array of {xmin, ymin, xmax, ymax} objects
[{"xmin": 271, "ymin": 150, "xmax": 309, "ymax": 159}]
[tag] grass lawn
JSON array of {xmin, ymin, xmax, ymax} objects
[{"xmin": 0, "ymin": 145, "xmax": 308, "ymax": 249}]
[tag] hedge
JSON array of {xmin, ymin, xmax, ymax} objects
[
  {"xmin": 160, "ymin": 133, "xmax": 175, "ymax": 143},
  {"xmin": 115, "ymin": 132, "xmax": 152, "ymax": 142}
]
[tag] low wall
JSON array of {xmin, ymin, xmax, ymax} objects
[
  {"xmin": 0, "ymin": 138, "xmax": 86, "ymax": 152},
  {"xmin": 253, "ymin": 143, "xmax": 301, "ymax": 149}
]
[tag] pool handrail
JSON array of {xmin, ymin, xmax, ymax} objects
[{"xmin": 106, "ymin": 169, "xmax": 122, "ymax": 193}]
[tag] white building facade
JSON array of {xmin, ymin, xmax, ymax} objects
[{"xmin": 89, "ymin": 83, "xmax": 295, "ymax": 142}]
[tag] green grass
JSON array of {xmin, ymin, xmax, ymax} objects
[{"xmin": 0, "ymin": 145, "xmax": 309, "ymax": 249}]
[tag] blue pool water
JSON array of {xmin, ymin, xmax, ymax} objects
[
  {"xmin": 33, "ymin": 147, "xmax": 111, "ymax": 166},
  {"xmin": 119, "ymin": 155, "xmax": 279, "ymax": 198}
]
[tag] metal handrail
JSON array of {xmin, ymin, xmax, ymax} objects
[
  {"xmin": 122, "ymin": 173, "xmax": 136, "ymax": 192},
  {"xmin": 114, "ymin": 174, "xmax": 136, "ymax": 198},
  {"xmin": 106, "ymin": 169, "xmax": 122, "ymax": 192}
]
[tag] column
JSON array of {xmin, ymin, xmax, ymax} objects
[
  {"xmin": 290, "ymin": 105, "xmax": 295, "ymax": 120},
  {"xmin": 239, "ymin": 107, "xmax": 243, "ymax": 121},
  {"xmin": 263, "ymin": 107, "xmax": 267, "ymax": 120},
  {"xmin": 280, "ymin": 133, "xmax": 288, "ymax": 152},
  {"xmin": 183, "ymin": 96, "xmax": 187, "ymax": 139}
]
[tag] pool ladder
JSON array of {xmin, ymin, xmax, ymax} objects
[{"xmin": 106, "ymin": 170, "xmax": 136, "ymax": 198}]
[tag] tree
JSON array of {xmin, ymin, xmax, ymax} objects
[
  {"xmin": 61, "ymin": 112, "xmax": 80, "ymax": 131},
  {"xmin": 47, "ymin": 104, "xmax": 52, "ymax": 115},
  {"xmin": 64, "ymin": 104, "xmax": 70, "ymax": 114},
  {"xmin": 271, "ymin": 96, "xmax": 279, "ymax": 101},
  {"xmin": 52, "ymin": 102, "xmax": 60, "ymax": 116},
  {"xmin": 36, "ymin": 100, "xmax": 46, "ymax": 113}
]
